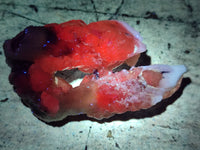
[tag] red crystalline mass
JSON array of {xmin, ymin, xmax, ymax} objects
[
  {"xmin": 29, "ymin": 64, "xmax": 53, "ymax": 92},
  {"xmin": 95, "ymin": 69, "xmax": 162, "ymax": 113},
  {"xmin": 41, "ymin": 91, "xmax": 59, "ymax": 114},
  {"xmin": 37, "ymin": 20, "xmax": 145, "ymax": 73},
  {"xmin": 3, "ymin": 20, "xmax": 186, "ymax": 122}
]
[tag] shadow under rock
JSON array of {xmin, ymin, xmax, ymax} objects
[
  {"xmin": 135, "ymin": 51, "xmax": 151, "ymax": 67},
  {"xmin": 112, "ymin": 51, "xmax": 151, "ymax": 72},
  {"xmin": 47, "ymin": 77, "xmax": 191, "ymax": 127}
]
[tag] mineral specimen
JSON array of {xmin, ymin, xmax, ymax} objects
[{"xmin": 3, "ymin": 20, "xmax": 186, "ymax": 122}]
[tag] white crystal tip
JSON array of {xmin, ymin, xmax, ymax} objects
[{"xmin": 159, "ymin": 65, "xmax": 187, "ymax": 89}]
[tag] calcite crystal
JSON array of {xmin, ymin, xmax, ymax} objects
[{"xmin": 3, "ymin": 20, "xmax": 186, "ymax": 122}]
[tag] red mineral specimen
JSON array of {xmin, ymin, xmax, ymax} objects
[{"xmin": 3, "ymin": 20, "xmax": 186, "ymax": 122}]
